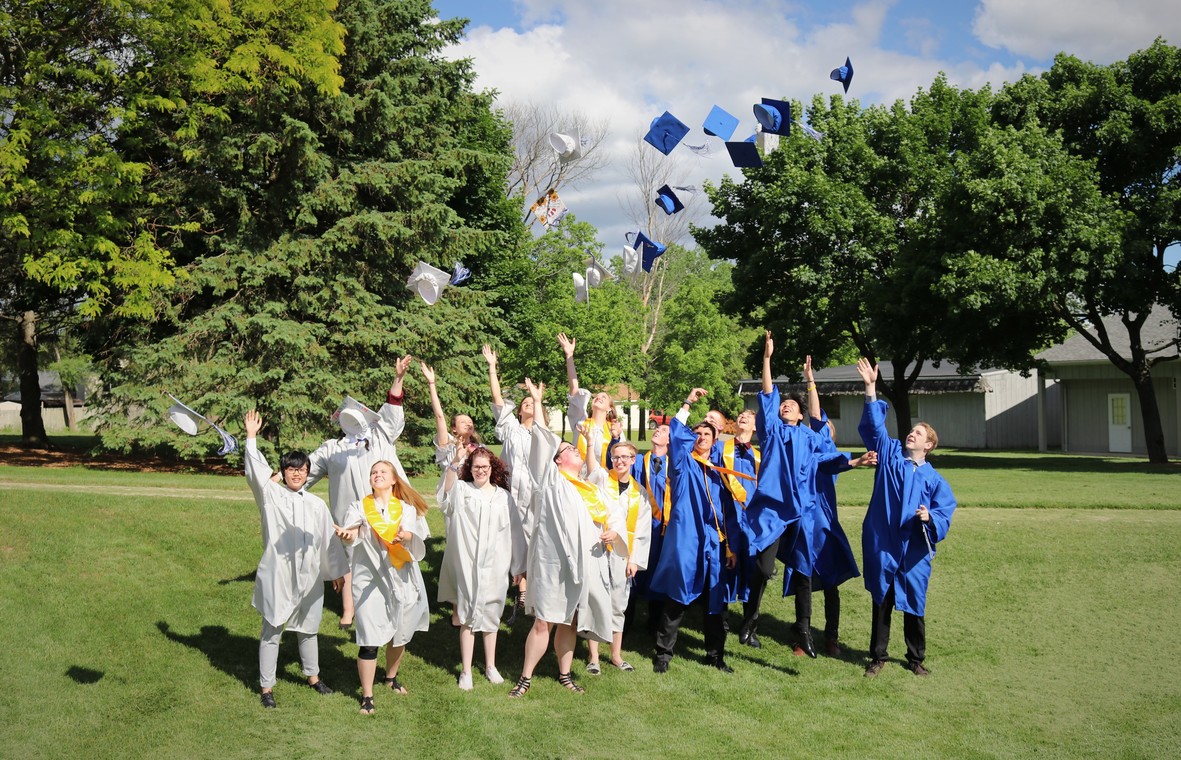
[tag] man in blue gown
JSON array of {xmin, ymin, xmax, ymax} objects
[{"xmin": 856, "ymin": 357, "xmax": 957, "ymax": 677}]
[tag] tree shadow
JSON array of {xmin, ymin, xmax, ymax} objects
[{"xmin": 66, "ymin": 665, "xmax": 104, "ymax": 684}]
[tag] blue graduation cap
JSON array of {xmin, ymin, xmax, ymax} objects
[
  {"xmin": 644, "ymin": 111, "xmax": 690, "ymax": 155},
  {"xmin": 628, "ymin": 231, "xmax": 667, "ymax": 272},
  {"xmin": 702, "ymin": 105, "xmax": 739, "ymax": 141},
  {"xmin": 725, "ymin": 139, "xmax": 762, "ymax": 168},
  {"xmin": 654, "ymin": 184, "xmax": 684, "ymax": 215},
  {"xmin": 754, "ymin": 98, "xmax": 791, "ymax": 136},
  {"xmin": 449, "ymin": 261, "xmax": 472, "ymax": 286},
  {"xmin": 830, "ymin": 56, "xmax": 854, "ymax": 93}
]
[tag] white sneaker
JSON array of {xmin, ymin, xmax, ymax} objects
[
  {"xmin": 458, "ymin": 671, "xmax": 473, "ymax": 691},
  {"xmin": 485, "ymin": 667, "xmax": 504, "ymax": 685}
]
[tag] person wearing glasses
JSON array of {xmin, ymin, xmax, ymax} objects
[
  {"xmin": 582, "ymin": 433, "xmax": 651, "ymax": 674},
  {"xmin": 438, "ymin": 447, "xmax": 527, "ymax": 691},
  {"xmin": 508, "ymin": 378, "xmax": 621, "ymax": 697}
]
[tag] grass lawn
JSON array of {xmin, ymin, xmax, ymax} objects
[{"xmin": 1, "ymin": 451, "xmax": 1179, "ymax": 759}]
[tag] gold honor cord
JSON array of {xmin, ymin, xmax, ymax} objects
[
  {"xmin": 559, "ymin": 470, "xmax": 610, "ymax": 527},
  {"xmin": 362, "ymin": 495, "xmax": 413, "ymax": 569},
  {"xmin": 576, "ymin": 420, "xmax": 613, "ymax": 468},
  {"xmin": 643, "ymin": 452, "xmax": 672, "ymax": 525},
  {"xmin": 721, "ymin": 439, "xmax": 761, "ymax": 505},
  {"xmin": 609, "ymin": 471, "xmax": 644, "ymax": 555},
  {"xmin": 691, "ymin": 454, "xmax": 755, "ymax": 554}
]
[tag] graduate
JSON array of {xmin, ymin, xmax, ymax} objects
[
  {"xmin": 719, "ymin": 409, "xmax": 761, "ymax": 612},
  {"xmin": 559, "ymin": 332, "xmax": 623, "ymax": 469},
  {"xmin": 509, "ymin": 378, "xmax": 620, "ymax": 698},
  {"xmin": 306, "ymin": 355, "xmax": 413, "ymax": 629},
  {"xmin": 438, "ymin": 447, "xmax": 527, "ymax": 691},
  {"xmin": 421, "ymin": 362, "xmax": 482, "ymax": 502},
  {"xmin": 738, "ymin": 332, "xmax": 846, "ymax": 655},
  {"xmin": 335, "ymin": 461, "xmax": 431, "ymax": 714},
  {"xmin": 582, "ymin": 433, "xmax": 651, "ymax": 673},
  {"xmin": 856, "ymin": 357, "xmax": 957, "ymax": 677},
  {"xmin": 482, "ymin": 344, "xmax": 535, "ymax": 619},
  {"xmin": 790, "ymin": 355, "xmax": 875, "ymax": 657},
  {"xmin": 242, "ymin": 410, "xmax": 347, "ymax": 709},
  {"xmin": 630, "ymin": 422, "xmax": 671, "ymax": 635},
  {"xmin": 649, "ymin": 387, "xmax": 749, "ymax": 674}
]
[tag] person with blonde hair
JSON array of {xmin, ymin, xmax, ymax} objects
[
  {"xmin": 335, "ymin": 460, "xmax": 431, "ymax": 713},
  {"xmin": 559, "ymin": 332, "xmax": 623, "ymax": 470}
]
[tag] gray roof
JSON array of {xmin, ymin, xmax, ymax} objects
[
  {"xmin": 1036, "ymin": 305, "xmax": 1179, "ymax": 364},
  {"xmin": 738, "ymin": 359, "xmax": 1000, "ymax": 396}
]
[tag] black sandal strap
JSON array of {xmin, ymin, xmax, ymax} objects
[
  {"xmin": 508, "ymin": 675, "xmax": 531, "ymax": 698},
  {"xmin": 557, "ymin": 672, "xmax": 585, "ymax": 693}
]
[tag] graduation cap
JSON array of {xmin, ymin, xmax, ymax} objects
[
  {"xmin": 166, "ymin": 393, "xmax": 238, "ymax": 455},
  {"xmin": 628, "ymin": 231, "xmax": 667, "ymax": 272},
  {"xmin": 332, "ymin": 396, "xmax": 381, "ymax": 439},
  {"xmin": 725, "ymin": 139, "xmax": 763, "ymax": 168},
  {"xmin": 621, "ymin": 243, "xmax": 640, "ymax": 276},
  {"xmin": 449, "ymin": 261, "xmax": 472, "ymax": 286},
  {"xmin": 830, "ymin": 56, "xmax": 854, "ymax": 93},
  {"xmin": 795, "ymin": 119, "xmax": 824, "ymax": 142},
  {"xmin": 654, "ymin": 184, "xmax": 684, "ymax": 215},
  {"xmin": 572, "ymin": 272, "xmax": 589, "ymax": 303},
  {"xmin": 549, "ymin": 129, "xmax": 583, "ymax": 163},
  {"xmin": 407, "ymin": 261, "xmax": 451, "ymax": 306},
  {"xmin": 754, "ymin": 98, "xmax": 791, "ymax": 137},
  {"xmin": 586, "ymin": 255, "xmax": 613, "ymax": 288},
  {"xmin": 684, "ymin": 139, "xmax": 719, "ymax": 158},
  {"xmin": 702, "ymin": 105, "xmax": 739, "ymax": 141},
  {"xmin": 643, "ymin": 111, "xmax": 690, "ymax": 155},
  {"xmin": 530, "ymin": 188, "xmax": 569, "ymax": 231}
]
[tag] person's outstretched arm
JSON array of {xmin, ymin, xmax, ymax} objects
[
  {"xmin": 762, "ymin": 330, "xmax": 774, "ymax": 394},
  {"xmin": 482, "ymin": 344, "xmax": 505, "ymax": 409},
  {"xmin": 804, "ymin": 354, "xmax": 822, "ymax": 421},
  {"xmin": 420, "ymin": 362, "xmax": 449, "ymax": 448}
]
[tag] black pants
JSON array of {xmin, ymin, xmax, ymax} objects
[
  {"xmin": 740, "ymin": 535, "xmax": 781, "ymax": 630},
  {"xmin": 654, "ymin": 573, "xmax": 726, "ymax": 664},
  {"xmin": 790, "ymin": 574, "xmax": 841, "ymax": 641},
  {"xmin": 869, "ymin": 585, "xmax": 926, "ymax": 664}
]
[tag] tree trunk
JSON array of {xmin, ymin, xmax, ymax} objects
[
  {"xmin": 54, "ymin": 345, "xmax": 77, "ymax": 431},
  {"xmin": 18, "ymin": 310, "xmax": 48, "ymax": 448},
  {"xmin": 1130, "ymin": 362, "xmax": 1169, "ymax": 464}
]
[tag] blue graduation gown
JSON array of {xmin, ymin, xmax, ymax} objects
[
  {"xmin": 806, "ymin": 412, "xmax": 861, "ymax": 591},
  {"xmin": 859, "ymin": 399, "xmax": 956, "ymax": 616},
  {"xmin": 719, "ymin": 440, "xmax": 759, "ymax": 603},
  {"xmin": 632, "ymin": 451, "xmax": 669, "ymax": 599},
  {"xmin": 648, "ymin": 418, "xmax": 739, "ymax": 614}
]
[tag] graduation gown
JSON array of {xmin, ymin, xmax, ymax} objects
[
  {"xmin": 588, "ymin": 467, "xmax": 651, "ymax": 628},
  {"xmin": 631, "ymin": 450, "xmax": 669, "ymax": 600},
  {"xmin": 341, "ymin": 498, "xmax": 430, "ymax": 648},
  {"xmin": 807, "ymin": 412, "xmax": 861, "ymax": 590},
  {"xmin": 307, "ymin": 402, "xmax": 410, "ymax": 525},
  {"xmin": 647, "ymin": 417, "xmax": 740, "ymax": 614},
  {"xmin": 437, "ymin": 481, "xmax": 526, "ymax": 633},
  {"xmin": 524, "ymin": 424, "xmax": 619, "ymax": 644},
  {"xmin": 719, "ymin": 437, "xmax": 760, "ymax": 603},
  {"xmin": 492, "ymin": 402, "xmax": 535, "ymax": 542},
  {"xmin": 858, "ymin": 399, "xmax": 957, "ymax": 616},
  {"xmin": 244, "ymin": 440, "xmax": 348, "ymax": 632}
]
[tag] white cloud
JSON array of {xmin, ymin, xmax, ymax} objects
[{"xmin": 973, "ymin": 0, "xmax": 1181, "ymax": 62}]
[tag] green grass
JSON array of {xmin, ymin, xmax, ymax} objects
[{"xmin": 1, "ymin": 455, "xmax": 1180, "ymax": 758}]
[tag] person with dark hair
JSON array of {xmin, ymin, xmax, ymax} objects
[
  {"xmin": 335, "ymin": 460, "xmax": 431, "ymax": 714},
  {"xmin": 856, "ymin": 357, "xmax": 957, "ymax": 678},
  {"xmin": 738, "ymin": 332, "xmax": 847, "ymax": 656},
  {"xmin": 306, "ymin": 355, "xmax": 413, "ymax": 629},
  {"xmin": 242, "ymin": 410, "xmax": 347, "ymax": 709},
  {"xmin": 508, "ymin": 378, "xmax": 619, "ymax": 698},
  {"xmin": 438, "ymin": 446, "xmax": 527, "ymax": 691},
  {"xmin": 648, "ymin": 387, "xmax": 750, "ymax": 674}
]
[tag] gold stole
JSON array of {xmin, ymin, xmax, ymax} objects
[
  {"xmin": 559, "ymin": 470, "xmax": 610, "ymax": 527},
  {"xmin": 643, "ymin": 452, "xmax": 672, "ymax": 527},
  {"xmin": 691, "ymin": 453, "xmax": 756, "ymax": 555},
  {"xmin": 363, "ymin": 494, "xmax": 413, "ymax": 569},
  {"xmin": 721, "ymin": 438, "xmax": 761, "ymax": 504},
  {"xmin": 609, "ymin": 470, "xmax": 644, "ymax": 555},
  {"xmin": 576, "ymin": 418, "xmax": 612, "ymax": 468}
]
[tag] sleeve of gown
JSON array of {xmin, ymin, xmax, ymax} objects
[
  {"xmin": 403, "ymin": 511, "xmax": 427, "ymax": 561},
  {"xmin": 631, "ymin": 498, "xmax": 652, "ymax": 569},
  {"xmin": 756, "ymin": 388, "xmax": 782, "ymax": 451},
  {"xmin": 507, "ymin": 490, "xmax": 528, "ymax": 577},
  {"xmin": 668, "ymin": 416, "xmax": 697, "ymax": 473},
  {"xmin": 374, "ymin": 402, "xmax": 405, "ymax": 444},
  {"xmin": 566, "ymin": 388, "xmax": 590, "ymax": 436},
  {"xmin": 304, "ymin": 440, "xmax": 331, "ymax": 490},
  {"xmin": 859, "ymin": 398, "xmax": 893, "ymax": 455},
  {"xmin": 493, "ymin": 402, "xmax": 518, "ymax": 443},
  {"xmin": 528, "ymin": 424, "xmax": 560, "ymax": 484},
  {"xmin": 926, "ymin": 475, "xmax": 957, "ymax": 544},
  {"xmin": 340, "ymin": 500, "xmax": 365, "ymax": 531},
  {"xmin": 243, "ymin": 438, "xmax": 275, "ymax": 508},
  {"xmin": 320, "ymin": 504, "xmax": 349, "ymax": 580}
]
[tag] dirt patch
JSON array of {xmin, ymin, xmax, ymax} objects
[{"xmin": 0, "ymin": 443, "xmax": 237, "ymax": 475}]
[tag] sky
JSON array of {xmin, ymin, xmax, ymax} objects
[{"xmin": 432, "ymin": 0, "xmax": 1181, "ymax": 259}]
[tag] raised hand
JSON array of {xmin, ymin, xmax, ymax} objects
[
  {"xmin": 420, "ymin": 362, "xmax": 436, "ymax": 385},
  {"xmin": 557, "ymin": 332, "xmax": 576, "ymax": 358},
  {"xmin": 481, "ymin": 344, "xmax": 497, "ymax": 367},
  {"xmin": 244, "ymin": 409, "xmax": 262, "ymax": 438},
  {"xmin": 524, "ymin": 377, "xmax": 545, "ymax": 404},
  {"xmin": 395, "ymin": 354, "xmax": 412, "ymax": 379},
  {"xmin": 850, "ymin": 450, "xmax": 878, "ymax": 468},
  {"xmin": 856, "ymin": 357, "xmax": 878, "ymax": 387},
  {"xmin": 803, "ymin": 354, "xmax": 815, "ymax": 384},
  {"xmin": 764, "ymin": 330, "xmax": 774, "ymax": 359},
  {"xmin": 686, "ymin": 387, "xmax": 709, "ymax": 404}
]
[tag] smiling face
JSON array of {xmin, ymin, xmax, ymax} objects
[
  {"xmin": 452, "ymin": 414, "xmax": 474, "ymax": 438},
  {"xmin": 904, "ymin": 423, "xmax": 937, "ymax": 458},
  {"xmin": 591, "ymin": 392, "xmax": 612, "ymax": 413},
  {"xmin": 651, "ymin": 424, "xmax": 670, "ymax": 447},
  {"xmin": 552, "ymin": 441, "xmax": 583, "ymax": 473},
  {"xmin": 282, "ymin": 465, "xmax": 309, "ymax": 492},
  {"xmin": 611, "ymin": 444, "xmax": 637, "ymax": 478},
  {"xmin": 736, "ymin": 410, "xmax": 755, "ymax": 434},
  {"xmin": 779, "ymin": 397, "xmax": 803, "ymax": 425},
  {"xmin": 369, "ymin": 461, "xmax": 395, "ymax": 491},
  {"xmin": 692, "ymin": 423, "xmax": 716, "ymax": 455},
  {"xmin": 517, "ymin": 396, "xmax": 535, "ymax": 421},
  {"xmin": 469, "ymin": 453, "xmax": 492, "ymax": 488}
]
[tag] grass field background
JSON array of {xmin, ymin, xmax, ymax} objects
[{"xmin": 1, "ymin": 445, "xmax": 1179, "ymax": 758}]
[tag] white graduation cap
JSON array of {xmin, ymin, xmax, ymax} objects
[
  {"xmin": 621, "ymin": 243, "xmax": 640, "ymax": 276},
  {"xmin": 572, "ymin": 272, "xmax": 588, "ymax": 303},
  {"xmin": 332, "ymin": 396, "xmax": 381, "ymax": 439},
  {"xmin": 166, "ymin": 393, "xmax": 238, "ymax": 455},
  {"xmin": 549, "ymin": 129, "xmax": 584, "ymax": 163},
  {"xmin": 406, "ymin": 261, "xmax": 451, "ymax": 306},
  {"xmin": 586, "ymin": 256, "xmax": 613, "ymax": 288}
]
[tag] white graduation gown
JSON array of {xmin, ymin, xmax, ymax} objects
[
  {"xmin": 587, "ymin": 467, "xmax": 651, "ymax": 629},
  {"xmin": 341, "ymin": 498, "xmax": 430, "ymax": 648},
  {"xmin": 306, "ymin": 402, "xmax": 411, "ymax": 524},
  {"xmin": 492, "ymin": 402, "xmax": 535, "ymax": 541},
  {"xmin": 437, "ymin": 481, "xmax": 526, "ymax": 633},
  {"xmin": 524, "ymin": 425, "xmax": 622, "ymax": 644},
  {"xmin": 244, "ymin": 440, "xmax": 347, "ymax": 632}
]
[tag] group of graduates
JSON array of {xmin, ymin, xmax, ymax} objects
[{"xmin": 242, "ymin": 331, "xmax": 957, "ymax": 713}]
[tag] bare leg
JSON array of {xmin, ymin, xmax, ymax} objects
[
  {"xmin": 609, "ymin": 631, "xmax": 625, "ymax": 666},
  {"xmin": 521, "ymin": 619, "xmax": 551, "ymax": 679},
  {"xmin": 458, "ymin": 625, "xmax": 475, "ymax": 677},
  {"xmin": 358, "ymin": 657, "xmax": 376, "ymax": 699},
  {"xmin": 385, "ymin": 644, "xmax": 407, "ymax": 694},
  {"xmin": 340, "ymin": 571, "xmax": 354, "ymax": 625},
  {"xmin": 482, "ymin": 629, "xmax": 499, "ymax": 672},
  {"xmin": 587, "ymin": 637, "xmax": 600, "ymax": 667},
  {"xmin": 554, "ymin": 623, "xmax": 577, "ymax": 674}
]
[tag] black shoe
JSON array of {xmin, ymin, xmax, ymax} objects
[
  {"xmin": 908, "ymin": 661, "xmax": 930, "ymax": 677},
  {"xmin": 260, "ymin": 691, "xmax": 276, "ymax": 709},
  {"xmin": 653, "ymin": 659, "xmax": 669, "ymax": 674},
  {"xmin": 738, "ymin": 622, "xmax": 762, "ymax": 649},
  {"xmin": 309, "ymin": 680, "xmax": 333, "ymax": 695},
  {"xmin": 796, "ymin": 629, "xmax": 817, "ymax": 658},
  {"xmin": 702, "ymin": 654, "xmax": 734, "ymax": 674},
  {"xmin": 864, "ymin": 659, "xmax": 887, "ymax": 678}
]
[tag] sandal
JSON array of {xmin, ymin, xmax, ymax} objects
[
  {"xmin": 383, "ymin": 675, "xmax": 408, "ymax": 695},
  {"xmin": 358, "ymin": 695, "xmax": 374, "ymax": 715},
  {"xmin": 557, "ymin": 672, "xmax": 585, "ymax": 693},
  {"xmin": 585, "ymin": 662, "xmax": 601, "ymax": 676},
  {"xmin": 508, "ymin": 675, "xmax": 531, "ymax": 698},
  {"xmin": 608, "ymin": 660, "xmax": 635, "ymax": 672}
]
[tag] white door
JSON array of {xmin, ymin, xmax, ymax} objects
[{"xmin": 1107, "ymin": 393, "xmax": 1132, "ymax": 453}]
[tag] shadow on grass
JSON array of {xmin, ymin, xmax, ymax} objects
[
  {"xmin": 66, "ymin": 665, "xmax": 104, "ymax": 684},
  {"xmin": 933, "ymin": 451, "xmax": 1180, "ymax": 474},
  {"xmin": 217, "ymin": 570, "xmax": 256, "ymax": 586}
]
